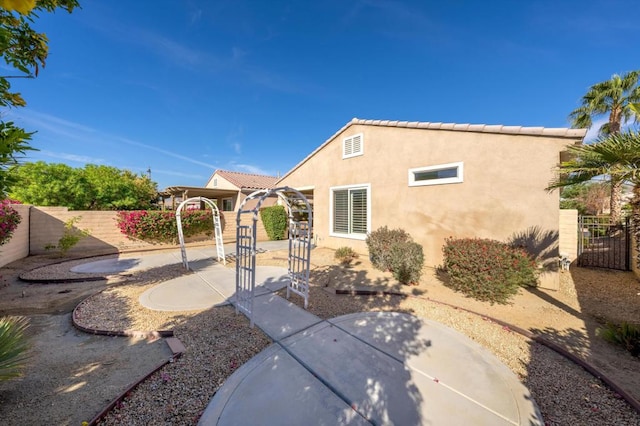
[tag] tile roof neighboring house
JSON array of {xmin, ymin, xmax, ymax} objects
[
  {"xmin": 277, "ymin": 117, "xmax": 587, "ymax": 184},
  {"xmin": 215, "ymin": 170, "xmax": 279, "ymax": 190}
]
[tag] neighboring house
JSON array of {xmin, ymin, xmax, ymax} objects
[
  {"xmin": 162, "ymin": 170, "xmax": 278, "ymax": 212},
  {"xmin": 277, "ymin": 118, "xmax": 587, "ymax": 290}
]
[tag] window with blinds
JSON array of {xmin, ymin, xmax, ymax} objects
[
  {"xmin": 331, "ymin": 185, "xmax": 369, "ymax": 238},
  {"xmin": 343, "ymin": 133, "xmax": 363, "ymax": 159}
]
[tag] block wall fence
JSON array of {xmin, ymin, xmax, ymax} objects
[{"xmin": 1, "ymin": 206, "xmax": 268, "ymax": 268}]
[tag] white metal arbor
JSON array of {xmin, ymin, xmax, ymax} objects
[
  {"xmin": 235, "ymin": 186, "xmax": 313, "ymax": 327},
  {"xmin": 176, "ymin": 196, "xmax": 225, "ymax": 269}
]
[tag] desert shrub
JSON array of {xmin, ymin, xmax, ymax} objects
[
  {"xmin": 389, "ymin": 240, "xmax": 424, "ymax": 284},
  {"xmin": 366, "ymin": 226, "xmax": 411, "ymax": 271},
  {"xmin": 44, "ymin": 216, "xmax": 90, "ymax": 255},
  {"xmin": 117, "ymin": 209, "xmax": 213, "ymax": 243},
  {"xmin": 0, "ymin": 199, "xmax": 21, "ymax": 246},
  {"xmin": 335, "ymin": 246, "xmax": 359, "ymax": 265},
  {"xmin": 260, "ymin": 205, "xmax": 287, "ymax": 240},
  {"xmin": 597, "ymin": 322, "xmax": 640, "ymax": 357},
  {"xmin": 0, "ymin": 316, "xmax": 30, "ymax": 381},
  {"xmin": 441, "ymin": 237, "xmax": 539, "ymax": 304}
]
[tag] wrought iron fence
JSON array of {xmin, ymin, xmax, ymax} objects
[{"xmin": 577, "ymin": 215, "xmax": 630, "ymax": 271}]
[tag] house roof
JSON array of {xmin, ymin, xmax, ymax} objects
[
  {"xmin": 215, "ymin": 170, "xmax": 279, "ymax": 190},
  {"xmin": 277, "ymin": 117, "xmax": 588, "ymax": 184}
]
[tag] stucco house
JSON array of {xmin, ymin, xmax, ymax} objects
[
  {"xmin": 162, "ymin": 169, "xmax": 278, "ymax": 212},
  {"xmin": 277, "ymin": 118, "xmax": 587, "ymax": 289}
]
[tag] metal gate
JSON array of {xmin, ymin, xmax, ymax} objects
[{"xmin": 577, "ymin": 216, "xmax": 630, "ymax": 270}]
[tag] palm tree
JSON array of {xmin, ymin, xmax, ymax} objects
[
  {"xmin": 567, "ymin": 71, "xmax": 640, "ymax": 222},
  {"xmin": 569, "ymin": 70, "xmax": 640, "ymax": 136},
  {"xmin": 548, "ymin": 131, "xmax": 640, "ymax": 225}
]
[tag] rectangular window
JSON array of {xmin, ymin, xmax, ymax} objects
[
  {"xmin": 222, "ymin": 198, "xmax": 233, "ymax": 211},
  {"xmin": 343, "ymin": 133, "xmax": 364, "ymax": 159},
  {"xmin": 330, "ymin": 184, "xmax": 370, "ymax": 239},
  {"xmin": 408, "ymin": 162, "xmax": 464, "ymax": 187}
]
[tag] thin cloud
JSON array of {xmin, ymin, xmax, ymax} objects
[
  {"xmin": 115, "ymin": 137, "xmax": 217, "ymax": 169},
  {"xmin": 232, "ymin": 163, "xmax": 272, "ymax": 176},
  {"xmin": 9, "ymin": 109, "xmax": 97, "ymax": 142},
  {"xmin": 12, "ymin": 109, "xmax": 218, "ymax": 170},
  {"xmin": 39, "ymin": 150, "xmax": 105, "ymax": 164}
]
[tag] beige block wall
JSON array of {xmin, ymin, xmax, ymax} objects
[
  {"xmin": 559, "ymin": 209, "xmax": 578, "ymax": 261},
  {"xmin": 28, "ymin": 207, "xmax": 267, "ymax": 256},
  {"xmin": 0, "ymin": 204, "xmax": 30, "ymax": 267}
]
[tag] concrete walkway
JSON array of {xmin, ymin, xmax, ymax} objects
[{"xmin": 72, "ymin": 244, "xmax": 544, "ymax": 425}]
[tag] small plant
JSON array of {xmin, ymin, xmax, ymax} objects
[
  {"xmin": 334, "ymin": 246, "xmax": 359, "ymax": 265},
  {"xmin": 597, "ymin": 322, "xmax": 640, "ymax": 357},
  {"xmin": 389, "ymin": 240, "xmax": 424, "ymax": 284},
  {"xmin": 260, "ymin": 205, "xmax": 287, "ymax": 240},
  {"xmin": 0, "ymin": 316, "xmax": 30, "ymax": 381},
  {"xmin": 45, "ymin": 216, "xmax": 90, "ymax": 255},
  {"xmin": 0, "ymin": 199, "xmax": 21, "ymax": 246},
  {"xmin": 366, "ymin": 226, "xmax": 410, "ymax": 271},
  {"xmin": 441, "ymin": 237, "xmax": 538, "ymax": 304}
]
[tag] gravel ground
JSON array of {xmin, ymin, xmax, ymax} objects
[{"xmin": 3, "ymin": 248, "xmax": 640, "ymax": 425}]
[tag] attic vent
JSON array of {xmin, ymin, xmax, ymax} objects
[{"xmin": 343, "ymin": 133, "xmax": 363, "ymax": 159}]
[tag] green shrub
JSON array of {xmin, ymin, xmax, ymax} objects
[
  {"xmin": 441, "ymin": 237, "xmax": 539, "ymax": 304},
  {"xmin": 45, "ymin": 216, "xmax": 90, "ymax": 255},
  {"xmin": 335, "ymin": 246, "xmax": 359, "ymax": 265},
  {"xmin": 0, "ymin": 316, "xmax": 30, "ymax": 381},
  {"xmin": 597, "ymin": 322, "xmax": 640, "ymax": 357},
  {"xmin": 389, "ymin": 240, "xmax": 424, "ymax": 284},
  {"xmin": 117, "ymin": 209, "xmax": 213, "ymax": 243},
  {"xmin": 366, "ymin": 226, "xmax": 410, "ymax": 271},
  {"xmin": 260, "ymin": 205, "xmax": 287, "ymax": 240}
]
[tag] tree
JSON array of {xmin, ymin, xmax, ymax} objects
[
  {"xmin": 83, "ymin": 164, "xmax": 158, "ymax": 210},
  {"xmin": 9, "ymin": 162, "xmax": 159, "ymax": 210},
  {"xmin": 569, "ymin": 71, "xmax": 640, "ymax": 136},
  {"xmin": 559, "ymin": 181, "xmax": 611, "ymax": 215},
  {"xmin": 548, "ymin": 131, "xmax": 640, "ymax": 226},
  {"xmin": 0, "ymin": 0, "xmax": 79, "ymax": 194},
  {"xmin": 568, "ymin": 71, "xmax": 640, "ymax": 222}
]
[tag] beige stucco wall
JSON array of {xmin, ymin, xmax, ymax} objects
[
  {"xmin": 0, "ymin": 204, "xmax": 30, "ymax": 268},
  {"xmin": 281, "ymin": 123, "xmax": 581, "ymax": 290},
  {"xmin": 206, "ymin": 173, "xmax": 239, "ymax": 190}
]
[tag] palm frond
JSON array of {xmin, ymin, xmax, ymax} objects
[
  {"xmin": 0, "ymin": 316, "xmax": 30, "ymax": 381},
  {"xmin": 548, "ymin": 130, "xmax": 640, "ymax": 191}
]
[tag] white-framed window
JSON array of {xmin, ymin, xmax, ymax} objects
[
  {"xmin": 222, "ymin": 198, "xmax": 233, "ymax": 211},
  {"xmin": 342, "ymin": 133, "xmax": 364, "ymax": 159},
  {"xmin": 408, "ymin": 162, "xmax": 464, "ymax": 187},
  {"xmin": 330, "ymin": 184, "xmax": 370, "ymax": 240},
  {"xmin": 213, "ymin": 178, "xmax": 218, "ymax": 187}
]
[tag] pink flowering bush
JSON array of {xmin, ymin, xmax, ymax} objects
[
  {"xmin": 117, "ymin": 209, "xmax": 214, "ymax": 243},
  {"xmin": 441, "ymin": 237, "xmax": 538, "ymax": 304},
  {"xmin": 0, "ymin": 199, "xmax": 22, "ymax": 246}
]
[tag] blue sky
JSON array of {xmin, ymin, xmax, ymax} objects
[{"xmin": 5, "ymin": 0, "xmax": 639, "ymax": 190}]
